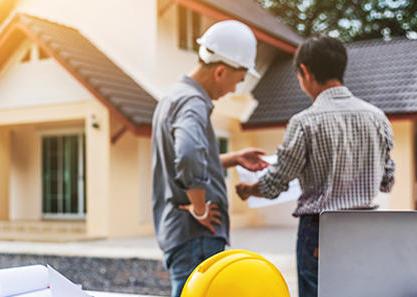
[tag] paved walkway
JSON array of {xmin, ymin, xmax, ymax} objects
[{"xmin": 0, "ymin": 227, "xmax": 299, "ymax": 296}]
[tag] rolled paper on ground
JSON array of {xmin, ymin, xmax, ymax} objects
[
  {"xmin": 0, "ymin": 265, "xmax": 49, "ymax": 297},
  {"xmin": 13, "ymin": 289, "xmax": 51, "ymax": 297}
]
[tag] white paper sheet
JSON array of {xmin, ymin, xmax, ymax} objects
[
  {"xmin": 48, "ymin": 265, "xmax": 91, "ymax": 297},
  {"xmin": 17, "ymin": 289, "xmax": 52, "ymax": 297},
  {"xmin": 236, "ymin": 155, "xmax": 301, "ymax": 208},
  {"xmin": 0, "ymin": 265, "xmax": 48, "ymax": 297},
  {"xmin": 0, "ymin": 265, "xmax": 94, "ymax": 297}
]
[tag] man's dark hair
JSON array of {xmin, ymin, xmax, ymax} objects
[{"xmin": 294, "ymin": 36, "xmax": 348, "ymax": 84}]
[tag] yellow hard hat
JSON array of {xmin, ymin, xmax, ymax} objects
[{"xmin": 181, "ymin": 249, "xmax": 291, "ymax": 297}]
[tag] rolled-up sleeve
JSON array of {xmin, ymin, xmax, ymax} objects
[
  {"xmin": 258, "ymin": 117, "xmax": 306, "ymax": 199},
  {"xmin": 172, "ymin": 97, "xmax": 210, "ymax": 190},
  {"xmin": 380, "ymin": 118, "xmax": 395, "ymax": 193}
]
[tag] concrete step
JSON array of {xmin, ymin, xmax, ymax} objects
[
  {"xmin": 0, "ymin": 221, "xmax": 92, "ymax": 242},
  {"xmin": 0, "ymin": 220, "xmax": 86, "ymax": 233}
]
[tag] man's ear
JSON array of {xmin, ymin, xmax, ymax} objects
[
  {"xmin": 213, "ymin": 64, "xmax": 226, "ymax": 81},
  {"xmin": 300, "ymin": 64, "xmax": 312, "ymax": 82}
]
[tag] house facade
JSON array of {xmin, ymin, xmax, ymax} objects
[
  {"xmin": 0, "ymin": 0, "xmax": 303, "ymax": 240},
  {"xmin": 0, "ymin": 0, "xmax": 415, "ymax": 241}
]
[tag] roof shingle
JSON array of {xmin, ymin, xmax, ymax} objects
[{"xmin": 246, "ymin": 37, "xmax": 417, "ymax": 128}]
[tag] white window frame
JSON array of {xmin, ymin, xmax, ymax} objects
[{"xmin": 39, "ymin": 128, "xmax": 86, "ymax": 220}]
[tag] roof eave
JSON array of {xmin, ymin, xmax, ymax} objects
[
  {"xmin": 5, "ymin": 14, "xmax": 153, "ymax": 137},
  {"xmin": 133, "ymin": 124, "xmax": 152, "ymax": 137},
  {"xmin": 387, "ymin": 112, "xmax": 417, "ymax": 121},
  {"xmin": 241, "ymin": 120, "xmax": 288, "ymax": 130},
  {"xmin": 0, "ymin": 15, "xmax": 26, "ymax": 69}
]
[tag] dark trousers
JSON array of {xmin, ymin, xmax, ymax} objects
[
  {"xmin": 163, "ymin": 237, "xmax": 226, "ymax": 297},
  {"xmin": 297, "ymin": 215, "xmax": 320, "ymax": 297}
]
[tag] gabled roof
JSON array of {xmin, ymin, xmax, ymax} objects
[
  {"xmin": 175, "ymin": 0, "xmax": 303, "ymax": 53},
  {"xmin": 0, "ymin": 13, "xmax": 157, "ymax": 136},
  {"xmin": 244, "ymin": 37, "xmax": 417, "ymax": 129}
]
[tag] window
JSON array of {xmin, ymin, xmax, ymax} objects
[
  {"xmin": 218, "ymin": 137, "xmax": 229, "ymax": 177},
  {"xmin": 218, "ymin": 137, "xmax": 229, "ymax": 154},
  {"xmin": 177, "ymin": 6, "xmax": 201, "ymax": 51},
  {"xmin": 42, "ymin": 133, "xmax": 86, "ymax": 219}
]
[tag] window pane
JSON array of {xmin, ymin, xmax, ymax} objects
[
  {"xmin": 43, "ymin": 137, "xmax": 59, "ymax": 213},
  {"xmin": 42, "ymin": 133, "xmax": 85, "ymax": 217},
  {"xmin": 63, "ymin": 135, "xmax": 79, "ymax": 214},
  {"xmin": 217, "ymin": 137, "xmax": 229, "ymax": 177}
]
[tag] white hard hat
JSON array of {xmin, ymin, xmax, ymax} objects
[{"xmin": 197, "ymin": 20, "xmax": 260, "ymax": 78}]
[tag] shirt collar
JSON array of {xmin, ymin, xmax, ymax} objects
[
  {"xmin": 181, "ymin": 75, "xmax": 214, "ymax": 110},
  {"xmin": 314, "ymin": 86, "xmax": 352, "ymax": 105}
]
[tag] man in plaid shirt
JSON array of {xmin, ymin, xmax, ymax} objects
[{"xmin": 236, "ymin": 36, "xmax": 395, "ymax": 297}]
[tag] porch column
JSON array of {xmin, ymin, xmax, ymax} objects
[
  {"xmin": 0, "ymin": 128, "xmax": 11, "ymax": 220},
  {"xmin": 85, "ymin": 102, "xmax": 111, "ymax": 237}
]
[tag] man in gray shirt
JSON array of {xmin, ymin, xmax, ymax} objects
[{"xmin": 152, "ymin": 20, "xmax": 268, "ymax": 297}]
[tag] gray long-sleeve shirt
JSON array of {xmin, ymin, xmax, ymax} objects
[{"xmin": 152, "ymin": 76, "xmax": 229, "ymax": 252}]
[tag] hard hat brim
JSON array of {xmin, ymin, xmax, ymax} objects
[
  {"xmin": 249, "ymin": 68, "xmax": 261, "ymax": 78},
  {"xmin": 198, "ymin": 45, "xmax": 261, "ymax": 78}
]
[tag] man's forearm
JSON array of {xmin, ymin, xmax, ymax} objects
[
  {"xmin": 220, "ymin": 152, "xmax": 238, "ymax": 168},
  {"xmin": 186, "ymin": 188, "xmax": 207, "ymax": 214},
  {"xmin": 251, "ymin": 182, "xmax": 264, "ymax": 197},
  {"xmin": 236, "ymin": 181, "xmax": 264, "ymax": 201}
]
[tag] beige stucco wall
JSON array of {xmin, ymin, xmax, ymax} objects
[
  {"xmin": 18, "ymin": 0, "xmax": 159, "ymax": 96},
  {"xmin": 389, "ymin": 120, "xmax": 415, "ymax": 210},
  {"xmin": 108, "ymin": 129, "xmax": 140, "ymax": 237},
  {"xmin": 137, "ymin": 137, "xmax": 154, "ymax": 228},
  {"xmin": 248, "ymin": 127, "xmax": 299, "ymax": 227},
  {"xmin": 9, "ymin": 124, "xmax": 42, "ymax": 220},
  {"xmin": 209, "ymin": 113, "xmax": 298, "ymax": 228},
  {"xmin": 0, "ymin": 98, "xmax": 115, "ymax": 228},
  {"xmin": 226, "ymin": 125, "xmax": 300, "ymax": 228},
  {"xmin": 85, "ymin": 100, "xmax": 111, "ymax": 237},
  {"xmin": 0, "ymin": 101, "xmax": 90, "ymax": 126},
  {"xmin": 1, "ymin": 101, "xmax": 91, "ymax": 221},
  {"xmin": 0, "ymin": 58, "xmax": 91, "ymax": 109},
  {"xmin": 107, "ymin": 119, "xmax": 154, "ymax": 237},
  {"xmin": 154, "ymin": 2, "xmax": 200, "ymax": 95},
  {"xmin": 18, "ymin": 0, "xmax": 275, "ymax": 101},
  {"xmin": 0, "ymin": 97, "xmax": 153, "ymax": 238},
  {"xmin": 0, "ymin": 128, "xmax": 11, "ymax": 220}
]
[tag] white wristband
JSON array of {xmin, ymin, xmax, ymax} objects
[{"xmin": 190, "ymin": 201, "xmax": 212, "ymax": 221}]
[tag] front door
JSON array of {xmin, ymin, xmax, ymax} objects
[{"xmin": 42, "ymin": 133, "xmax": 86, "ymax": 219}]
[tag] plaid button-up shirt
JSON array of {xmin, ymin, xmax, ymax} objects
[{"xmin": 258, "ymin": 86, "xmax": 395, "ymax": 217}]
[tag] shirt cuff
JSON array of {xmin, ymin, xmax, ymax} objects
[
  {"xmin": 258, "ymin": 174, "xmax": 289, "ymax": 199},
  {"xmin": 176, "ymin": 176, "xmax": 210, "ymax": 191}
]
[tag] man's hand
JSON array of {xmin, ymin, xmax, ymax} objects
[
  {"xmin": 179, "ymin": 202, "xmax": 222, "ymax": 234},
  {"xmin": 236, "ymin": 182, "xmax": 262, "ymax": 201},
  {"xmin": 221, "ymin": 148, "xmax": 269, "ymax": 171},
  {"xmin": 235, "ymin": 148, "xmax": 269, "ymax": 172}
]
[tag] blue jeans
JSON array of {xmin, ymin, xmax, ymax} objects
[
  {"xmin": 297, "ymin": 215, "xmax": 319, "ymax": 297},
  {"xmin": 163, "ymin": 237, "xmax": 226, "ymax": 297}
]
